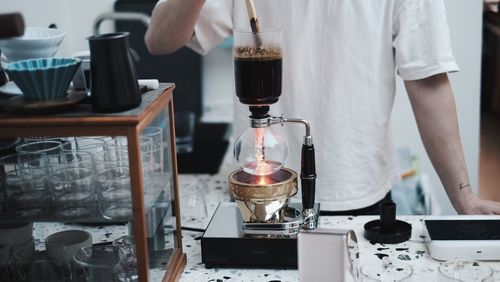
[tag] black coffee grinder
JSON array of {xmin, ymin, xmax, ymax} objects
[{"xmin": 201, "ymin": 29, "xmax": 319, "ymax": 268}]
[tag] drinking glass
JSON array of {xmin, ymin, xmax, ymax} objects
[
  {"xmin": 360, "ymin": 258, "xmax": 413, "ymax": 281},
  {"xmin": 24, "ymin": 137, "xmax": 66, "ymax": 142},
  {"xmin": 48, "ymin": 166, "xmax": 94, "ymax": 218},
  {"xmin": 138, "ymin": 137, "xmax": 155, "ymax": 180},
  {"xmin": 179, "ymin": 178, "xmax": 208, "ymax": 222},
  {"xmin": 141, "ymin": 127, "xmax": 164, "ymax": 174},
  {"xmin": 438, "ymin": 259, "xmax": 493, "ymax": 282},
  {"xmin": 103, "ymin": 137, "xmax": 154, "ymax": 173},
  {"xmin": 106, "ymin": 136, "xmax": 127, "ymax": 149},
  {"xmin": 95, "ymin": 166, "xmax": 132, "ymax": 220},
  {"xmin": 23, "ymin": 137, "xmax": 71, "ymax": 152},
  {"xmin": 73, "ymin": 245, "xmax": 128, "ymax": 282},
  {"xmin": 16, "ymin": 140, "xmax": 63, "ymax": 164},
  {"xmin": 92, "ymin": 146, "xmax": 130, "ymax": 172},
  {"xmin": 7, "ymin": 167, "xmax": 48, "ymax": 217},
  {"xmin": 64, "ymin": 137, "xmax": 107, "ymax": 155},
  {"xmin": 46, "ymin": 151, "xmax": 93, "ymax": 174},
  {"xmin": 106, "ymin": 136, "xmax": 153, "ymax": 153},
  {"xmin": 2, "ymin": 167, "xmax": 47, "ymax": 217},
  {"xmin": 98, "ymin": 142, "xmax": 153, "ymax": 172},
  {"xmin": 0, "ymin": 153, "xmax": 48, "ymax": 217},
  {"xmin": 113, "ymin": 236, "xmax": 137, "ymax": 280},
  {"xmin": 0, "ymin": 152, "xmax": 46, "ymax": 170}
]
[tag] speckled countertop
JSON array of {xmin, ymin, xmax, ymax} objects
[
  {"xmin": 32, "ymin": 173, "xmax": 500, "ymax": 282},
  {"xmin": 175, "ymin": 175, "xmax": 500, "ymax": 282}
]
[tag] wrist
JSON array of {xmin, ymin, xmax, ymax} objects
[{"xmin": 451, "ymin": 188, "xmax": 476, "ymax": 214}]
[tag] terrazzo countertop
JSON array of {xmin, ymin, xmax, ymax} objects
[
  {"xmin": 176, "ymin": 175, "xmax": 500, "ymax": 282},
  {"xmin": 32, "ymin": 174, "xmax": 500, "ymax": 281}
]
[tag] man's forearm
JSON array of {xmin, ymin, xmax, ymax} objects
[
  {"xmin": 405, "ymin": 74, "xmax": 474, "ymax": 214},
  {"xmin": 145, "ymin": 0, "xmax": 205, "ymax": 54}
]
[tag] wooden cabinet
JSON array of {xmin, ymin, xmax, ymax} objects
[{"xmin": 0, "ymin": 84, "xmax": 185, "ymax": 281}]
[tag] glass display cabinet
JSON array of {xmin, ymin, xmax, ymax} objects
[{"xmin": 0, "ymin": 83, "xmax": 185, "ymax": 281}]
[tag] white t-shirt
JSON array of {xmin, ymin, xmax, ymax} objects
[{"xmin": 158, "ymin": 0, "xmax": 459, "ymax": 211}]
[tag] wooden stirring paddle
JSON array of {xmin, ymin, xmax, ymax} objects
[
  {"xmin": 245, "ymin": 0, "xmax": 262, "ymax": 47},
  {"xmin": 246, "ymin": 0, "xmax": 260, "ymax": 32}
]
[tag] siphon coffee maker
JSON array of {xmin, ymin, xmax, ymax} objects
[{"xmin": 201, "ymin": 29, "xmax": 319, "ymax": 268}]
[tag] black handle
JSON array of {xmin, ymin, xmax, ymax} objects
[
  {"xmin": 301, "ymin": 143, "xmax": 316, "ymax": 210},
  {"xmin": 380, "ymin": 201, "xmax": 396, "ymax": 234}
]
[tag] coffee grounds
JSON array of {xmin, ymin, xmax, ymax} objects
[{"xmin": 234, "ymin": 46, "xmax": 282, "ymax": 60}]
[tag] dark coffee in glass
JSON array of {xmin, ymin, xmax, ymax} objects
[{"xmin": 234, "ymin": 46, "xmax": 282, "ymax": 105}]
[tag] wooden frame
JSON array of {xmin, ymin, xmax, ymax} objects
[{"xmin": 0, "ymin": 84, "xmax": 186, "ymax": 282}]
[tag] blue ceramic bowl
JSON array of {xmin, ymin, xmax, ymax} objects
[{"xmin": 5, "ymin": 58, "xmax": 81, "ymax": 101}]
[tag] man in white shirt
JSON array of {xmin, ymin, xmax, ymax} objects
[{"xmin": 145, "ymin": 0, "xmax": 500, "ymax": 214}]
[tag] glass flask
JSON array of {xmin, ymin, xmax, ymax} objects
[{"xmin": 234, "ymin": 126, "xmax": 287, "ymax": 176}]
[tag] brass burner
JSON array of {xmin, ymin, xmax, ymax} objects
[{"xmin": 228, "ymin": 168, "xmax": 297, "ymax": 223}]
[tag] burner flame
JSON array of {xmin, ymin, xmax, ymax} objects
[
  {"xmin": 256, "ymin": 175, "xmax": 272, "ymax": 185},
  {"xmin": 253, "ymin": 128, "xmax": 274, "ymax": 176},
  {"xmin": 255, "ymin": 161, "xmax": 274, "ymax": 176}
]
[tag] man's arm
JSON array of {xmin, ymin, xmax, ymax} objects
[
  {"xmin": 145, "ymin": 0, "xmax": 205, "ymax": 55},
  {"xmin": 405, "ymin": 73, "xmax": 500, "ymax": 214}
]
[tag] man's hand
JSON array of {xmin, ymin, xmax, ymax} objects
[{"xmin": 458, "ymin": 194, "xmax": 500, "ymax": 215}]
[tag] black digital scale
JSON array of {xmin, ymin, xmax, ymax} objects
[{"xmin": 201, "ymin": 202, "xmax": 320, "ymax": 268}]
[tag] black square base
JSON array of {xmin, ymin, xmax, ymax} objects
[{"xmin": 201, "ymin": 202, "xmax": 319, "ymax": 269}]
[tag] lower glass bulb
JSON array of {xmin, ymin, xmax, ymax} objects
[{"xmin": 233, "ymin": 126, "xmax": 288, "ymax": 176}]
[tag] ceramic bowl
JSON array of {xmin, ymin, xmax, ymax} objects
[
  {"xmin": 0, "ymin": 222, "xmax": 33, "ymax": 246},
  {"xmin": 45, "ymin": 230, "xmax": 92, "ymax": 267},
  {"xmin": 5, "ymin": 58, "xmax": 81, "ymax": 101},
  {"xmin": 0, "ymin": 27, "xmax": 65, "ymax": 62}
]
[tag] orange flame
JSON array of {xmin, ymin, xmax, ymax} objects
[
  {"xmin": 256, "ymin": 175, "xmax": 272, "ymax": 185},
  {"xmin": 253, "ymin": 128, "xmax": 274, "ymax": 176},
  {"xmin": 255, "ymin": 161, "xmax": 273, "ymax": 176}
]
